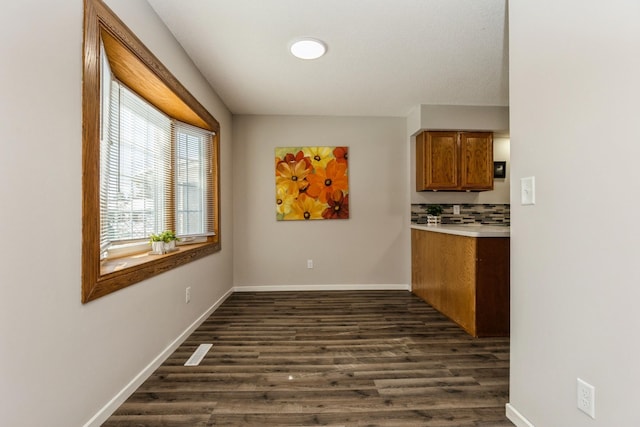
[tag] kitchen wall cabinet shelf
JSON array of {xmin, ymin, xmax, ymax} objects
[{"xmin": 416, "ymin": 131, "xmax": 494, "ymax": 191}]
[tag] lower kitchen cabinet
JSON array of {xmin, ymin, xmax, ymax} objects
[{"xmin": 411, "ymin": 228, "xmax": 510, "ymax": 337}]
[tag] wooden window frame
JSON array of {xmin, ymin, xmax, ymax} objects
[{"xmin": 82, "ymin": 0, "xmax": 221, "ymax": 303}]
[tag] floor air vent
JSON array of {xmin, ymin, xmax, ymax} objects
[{"xmin": 184, "ymin": 343, "xmax": 213, "ymax": 366}]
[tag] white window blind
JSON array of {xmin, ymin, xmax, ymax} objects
[
  {"xmin": 101, "ymin": 80, "xmax": 172, "ymax": 253},
  {"xmin": 174, "ymin": 123, "xmax": 215, "ymax": 238}
]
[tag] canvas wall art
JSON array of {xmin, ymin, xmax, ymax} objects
[{"xmin": 275, "ymin": 146, "xmax": 349, "ymax": 221}]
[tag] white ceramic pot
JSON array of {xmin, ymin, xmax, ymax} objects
[
  {"xmin": 164, "ymin": 240, "xmax": 176, "ymax": 252},
  {"xmin": 151, "ymin": 241, "xmax": 165, "ymax": 254},
  {"xmin": 426, "ymin": 215, "xmax": 441, "ymax": 225}
]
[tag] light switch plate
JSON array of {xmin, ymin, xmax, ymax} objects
[{"xmin": 521, "ymin": 176, "xmax": 535, "ymax": 205}]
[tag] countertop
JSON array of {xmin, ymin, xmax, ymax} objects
[{"xmin": 411, "ymin": 223, "xmax": 510, "ymax": 238}]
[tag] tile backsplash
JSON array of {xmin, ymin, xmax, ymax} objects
[{"xmin": 411, "ymin": 203, "xmax": 510, "ymax": 225}]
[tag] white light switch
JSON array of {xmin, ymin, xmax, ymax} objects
[{"xmin": 521, "ymin": 176, "xmax": 536, "ymax": 205}]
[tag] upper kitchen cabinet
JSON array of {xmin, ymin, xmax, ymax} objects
[
  {"xmin": 460, "ymin": 132, "xmax": 494, "ymax": 190},
  {"xmin": 416, "ymin": 131, "xmax": 493, "ymax": 191}
]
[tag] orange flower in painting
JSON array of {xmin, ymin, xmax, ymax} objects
[
  {"xmin": 288, "ymin": 194, "xmax": 325, "ymax": 220},
  {"xmin": 322, "ymin": 190, "xmax": 349, "ymax": 219},
  {"xmin": 276, "ymin": 159, "xmax": 311, "ymax": 196},
  {"xmin": 333, "ymin": 146, "xmax": 348, "ymax": 164},
  {"xmin": 282, "ymin": 150, "xmax": 312, "ymax": 170},
  {"xmin": 306, "ymin": 159, "xmax": 348, "ymax": 203}
]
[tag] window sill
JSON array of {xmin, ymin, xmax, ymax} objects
[
  {"xmin": 83, "ymin": 240, "xmax": 220, "ymax": 303},
  {"xmin": 100, "ymin": 242, "xmax": 204, "ymax": 274}
]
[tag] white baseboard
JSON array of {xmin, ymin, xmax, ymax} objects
[
  {"xmin": 233, "ymin": 283, "xmax": 411, "ymax": 292},
  {"xmin": 506, "ymin": 403, "xmax": 535, "ymax": 427},
  {"xmin": 82, "ymin": 288, "xmax": 234, "ymax": 427}
]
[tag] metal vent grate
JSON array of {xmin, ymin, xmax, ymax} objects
[{"xmin": 184, "ymin": 343, "xmax": 213, "ymax": 366}]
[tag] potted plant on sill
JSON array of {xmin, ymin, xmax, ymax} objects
[
  {"xmin": 162, "ymin": 230, "xmax": 179, "ymax": 253},
  {"xmin": 149, "ymin": 230, "xmax": 179, "ymax": 254},
  {"xmin": 426, "ymin": 204, "xmax": 443, "ymax": 225}
]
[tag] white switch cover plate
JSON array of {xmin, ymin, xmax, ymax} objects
[
  {"xmin": 521, "ymin": 176, "xmax": 536, "ymax": 205},
  {"xmin": 453, "ymin": 205, "xmax": 460, "ymax": 215}
]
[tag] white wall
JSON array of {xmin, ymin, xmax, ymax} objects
[
  {"xmin": 232, "ymin": 115, "xmax": 409, "ymax": 289},
  {"xmin": 0, "ymin": 1, "xmax": 233, "ymax": 426},
  {"xmin": 407, "ymin": 105, "xmax": 510, "ymax": 136},
  {"xmin": 508, "ymin": 1, "xmax": 640, "ymax": 426}
]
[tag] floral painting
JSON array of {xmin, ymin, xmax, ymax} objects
[{"xmin": 275, "ymin": 146, "xmax": 349, "ymax": 220}]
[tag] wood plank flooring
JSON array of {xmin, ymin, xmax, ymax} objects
[{"xmin": 103, "ymin": 291, "xmax": 512, "ymax": 426}]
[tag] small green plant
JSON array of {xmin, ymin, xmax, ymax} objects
[
  {"xmin": 161, "ymin": 230, "xmax": 178, "ymax": 242},
  {"xmin": 149, "ymin": 230, "xmax": 179, "ymax": 243},
  {"xmin": 426, "ymin": 204, "xmax": 443, "ymax": 216},
  {"xmin": 149, "ymin": 233, "xmax": 164, "ymax": 242}
]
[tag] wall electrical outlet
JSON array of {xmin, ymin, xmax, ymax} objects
[
  {"xmin": 185, "ymin": 286, "xmax": 191, "ymax": 304},
  {"xmin": 307, "ymin": 259, "xmax": 313, "ymax": 269},
  {"xmin": 453, "ymin": 205, "xmax": 461, "ymax": 215},
  {"xmin": 577, "ymin": 378, "xmax": 595, "ymax": 418}
]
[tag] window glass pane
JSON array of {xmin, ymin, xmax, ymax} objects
[
  {"xmin": 101, "ymin": 80, "xmax": 172, "ymax": 247},
  {"xmin": 175, "ymin": 123, "xmax": 213, "ymax": 236}
]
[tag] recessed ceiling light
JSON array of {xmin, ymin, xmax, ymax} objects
[{"xmin": 289, "ymin": 38, "xmax": 327, "ymax": 60}]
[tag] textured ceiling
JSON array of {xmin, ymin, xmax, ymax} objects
[{"xmin": 147, "ymin": 0, "xmax": 509, "ymax": 117}]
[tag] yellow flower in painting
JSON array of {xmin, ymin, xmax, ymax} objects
[
  {"xmin": 304, "ymin": 146, "xmax": 334, "ymax": 171},
  {"xmin": 276, "ymin": 185, "xmax": 295, "ymax": 216},
  {"xmin": 288, "ymin": 194, "xmax": 325, "ymax": 220},
  {"xmin": 276, "ymin": 159, "xmax": 311, "ymax": 196}
]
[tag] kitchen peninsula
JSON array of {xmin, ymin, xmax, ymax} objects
[{"xmin": 411, "ymin": 224, "xmax": 510, "ymax": 337}]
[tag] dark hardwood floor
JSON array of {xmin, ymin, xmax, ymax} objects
[{"xmin": 103, "ymin": 291, "xmax": 512, "ymax": 426}]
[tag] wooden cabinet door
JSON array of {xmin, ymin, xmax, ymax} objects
[
  {"xmin": 460, "ymin": 132, "xmax": 493, "ymax": 190},
  {"xmin": 424, "ymin": 131, "xmax": 459, "ymax": 190}
]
